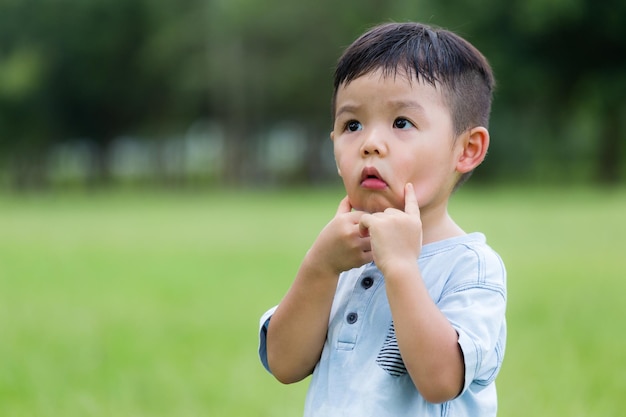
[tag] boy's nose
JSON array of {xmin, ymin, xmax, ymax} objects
[{"xmin": 360, "ymin": 129, "xmax": 388, "ymax": 157}]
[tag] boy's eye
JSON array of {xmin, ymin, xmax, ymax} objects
[
  {"xmin": 346, "ymin": 120, "xmax": 362, "ymax": 132},
  {"xmin": 393, "ymin": 118, "xmax": 414, "ymax": 130}
]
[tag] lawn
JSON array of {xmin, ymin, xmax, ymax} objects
[{"xmin": 0, "ymin": 186, "xmax": 624, "ymax": 416}]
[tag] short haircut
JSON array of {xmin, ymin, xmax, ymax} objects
[{"xmin": 332, "ymin": 23, "xmax": 494, "ymax": 187}]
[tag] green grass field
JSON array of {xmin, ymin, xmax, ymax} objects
[{"xmin": 1, "ymin": 186, "xmax": 624, "ymax": 416}]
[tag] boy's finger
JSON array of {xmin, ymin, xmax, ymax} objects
[
  {"xmin": 358, "ymin": 215, "xmax": 370, "ymax": 237},
  {"xmin": 336, "ymin": 195, "xmax": 353, "ymax": 215},
  {"xmin": 404, "ymin": 183, "xmax": 420, "ymax": 215}
]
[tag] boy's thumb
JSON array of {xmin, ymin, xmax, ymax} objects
[{"xmin": 336, "ymin": 196, "xmax": 353, "ymax": 215}]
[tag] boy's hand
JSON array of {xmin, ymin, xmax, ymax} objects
[
  {"xmin": 307, "ymin": 196, "xmax": 373, "ymax": 275},
  {"xmin": 358, "ymin": 183, "xmax": 423, "ymax": 273}
]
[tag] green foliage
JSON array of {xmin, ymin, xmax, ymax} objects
[
  {"xmin": 0, "ymin": 0, "xmax": 208, "ymax": 182},
  {"xmin": 0, "ymin": 187, "xmax": 625, "ymax": 416},
  {"xmin": 430, "ymin": 0, "xmax": 626, "ymax": 183},
  {"xmin": 0, "ymin": 0, "xmax": 624, "ymax": 186}
]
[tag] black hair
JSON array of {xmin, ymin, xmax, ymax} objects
[{"xmin": 332, "ymin": 22, "xmax": 495, "ymax": 186}]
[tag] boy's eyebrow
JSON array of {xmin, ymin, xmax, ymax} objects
[
  {"xmin": 335, "ymin": 104, "xmax": 360, "ymax": 118},
  {"xmin": 391, "ymin": 99, "xmax": 426, "ymax": 113}
]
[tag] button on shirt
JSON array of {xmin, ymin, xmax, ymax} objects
[{"xmin": 259, "ymin": 233, "xmax": 507, "ymax": 417}]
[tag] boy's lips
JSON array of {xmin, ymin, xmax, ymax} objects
[{"xmin": 360, "ymin": 167, "xmax": 388, "ymax": 190}]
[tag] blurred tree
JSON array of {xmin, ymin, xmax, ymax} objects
[
  {"xmin": 0, "ymin": 0, "xmax": 53, "ymax": 188},
  {"xmin": 430, "ymin": 0, "xmax": 626, "ymax": 183},
  {"xmin": 0, "ymin": 0, "xmax": 624, "ymax": 188},
  {"xmin": 521, "ymin": 0, "xmax": 626, "ymax": 183},
  {"xmin": 0, "ymin": 0, "xmax": 208, "ymax": 188},
  {"xmin": 206, "ymin": 0, "xmax": 429, "ymax": 183}
]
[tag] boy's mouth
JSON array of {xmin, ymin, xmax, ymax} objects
[{"xmin": 360, "ymin": 167, "xmax": 388, "ymax": 190}]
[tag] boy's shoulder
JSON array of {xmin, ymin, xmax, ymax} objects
[
  {"xmin": 420, "ymin": 232, "xmax": 506, "ymax": 289},
  {"xmin": 421, "ymin": 232, "xmax": 491, "ymax": 256}
]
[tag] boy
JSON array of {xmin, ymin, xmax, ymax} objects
[{"xmin": 258, "ymin": 22, "xmax": 506, "ymax": 416}]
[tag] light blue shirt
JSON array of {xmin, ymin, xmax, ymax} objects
[{"xmin": 259, "ymin": 233, "xmax": 507, "ymax": 416}]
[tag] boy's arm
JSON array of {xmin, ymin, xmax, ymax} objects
[
  {"xmin": 384, "ymin": 261, "xmax": 464, "ymax": 403},
  {"xmin": 359, "ymin": 184, "xmax": 464, "ymax": 403},
  {"xmin": 266, "ymin": 197, "xmax": 372, "ymax": 384}
]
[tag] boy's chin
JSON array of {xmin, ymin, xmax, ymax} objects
[{"xmin": 351, "ymin": 195, "xmax": 400, "ymax": 214}]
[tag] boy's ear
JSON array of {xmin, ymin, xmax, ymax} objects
[{"xmin": 456, "ymin": 126, "xmax": 489, "ymax": 174}]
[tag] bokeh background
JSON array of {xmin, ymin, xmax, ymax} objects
[
  {"xmin": 1, "ymin": 0, "xmax": 625, "ymax": 189},
  {"xmin": 1, "ymin": 1, "xmax": 625, "ymax": 416}
]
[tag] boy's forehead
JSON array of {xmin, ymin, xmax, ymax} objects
[
  {"xmin": 335, "ymin": 68, "xmax": 447, "ymax": 108},
  {"xmin": 335, "ymin": 67, "xmax": 449, "ymax": 101},
  {"xmin": 341, "ymin": 66, "xmax": 418, "ymax": 87}
]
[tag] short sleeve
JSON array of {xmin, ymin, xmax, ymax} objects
[
  {"xmin": 438, "ymin": 246, "xmax": 507, "ymax": 395},
  {"xmin": 258, "ymin": 306, "xmax": 277, "ymax": 373}
]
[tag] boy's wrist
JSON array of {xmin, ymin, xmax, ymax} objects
[
  {"xmin": 300, "ymin": 248, "xmax": 342, "ymax": 282},
  {"xmin": 379, "ymin": 258, "xmax": 420, "ymax": 283}
]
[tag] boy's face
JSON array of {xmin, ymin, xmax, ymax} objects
[{"xmin": 331, "ymin": 69, "xmax": 463, "ymax": 214}]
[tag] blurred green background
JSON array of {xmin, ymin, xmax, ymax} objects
[
  {"xmin": 1, "ymin": 0, "xmax": 624, "ymax": 188},
  {"xmin": 1, "ymin": 0, "xmax": 625, "ymax": 416}
]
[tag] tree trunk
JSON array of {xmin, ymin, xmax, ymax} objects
[
  {"xmin": 596, "ymin": 105, "xmax": 623, "ymax": 184},
  {"xmin": 90, "ymin": 138, "xmax": 114, "ymax": 187}
]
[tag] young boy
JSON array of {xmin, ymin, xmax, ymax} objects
[{"xmin": 258, "ymin": 22, "xmax": 506, "ymax": 416}]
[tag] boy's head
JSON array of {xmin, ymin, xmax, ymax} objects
[
  {"xmin": 332, "ymin": 22, "xmax": 495, "ymax": 190},
  {"xmin": 332, "ymin": 23, "xmax": 494, "ymax": 209}
]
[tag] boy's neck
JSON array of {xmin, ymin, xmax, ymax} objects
[{"xmin": 421, "ymin": 209, "xmax": 465, "ymax": 245}]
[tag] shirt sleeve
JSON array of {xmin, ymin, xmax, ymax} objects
[
  {"xmin": 258, "ymin": 306, "xmax": 278, "ymax": 373},
  {"xmin": 439, "ymin": 246, "xmax": 507, "ymax": 395},
  {"xmin": 453, "ymin": 289, "xmax": 506, "ymax": 393}
]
